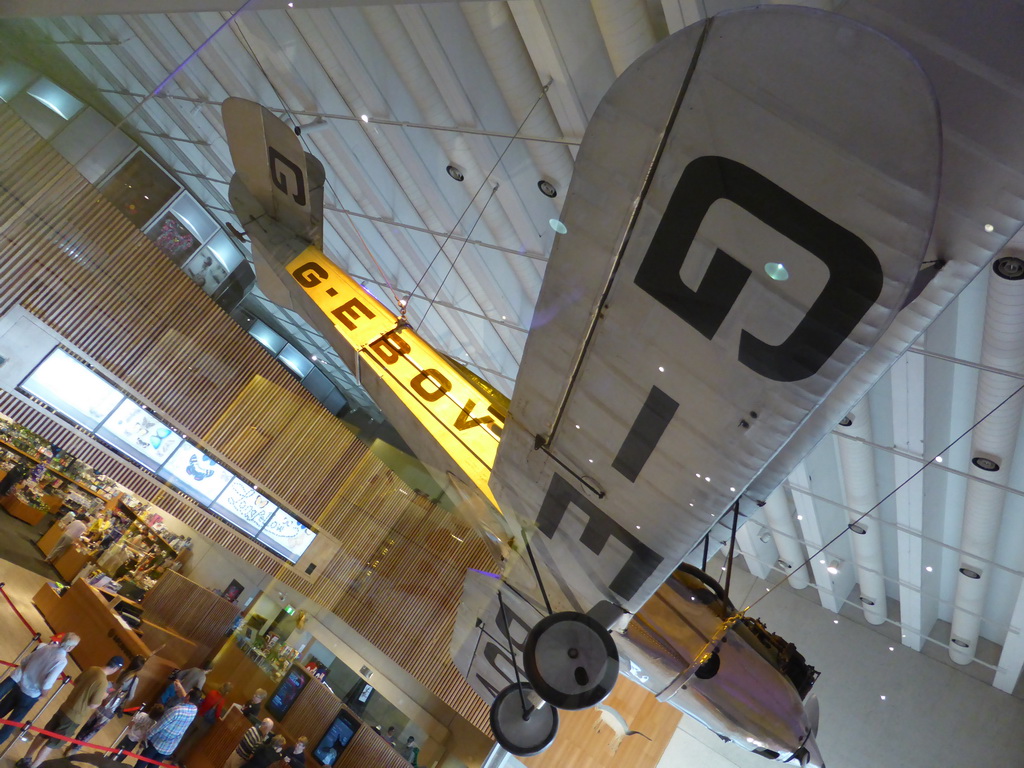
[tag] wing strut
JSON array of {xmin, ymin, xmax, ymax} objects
[
  {"xmin": 523, "ymin": 533, "xmax": 554, "ymax": 616},
  {"xmin": 723, "ymin": 500, "xmax": 741, "ymax": 601}
]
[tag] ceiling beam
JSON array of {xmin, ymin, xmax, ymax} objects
[{"xmin": 0, "ymin": 0, "xmax": 497, "ymax": 19}]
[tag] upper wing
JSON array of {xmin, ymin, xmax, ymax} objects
[{"xmin": 487, "ymin": 6, "xmax": 945, "ymax": 617}]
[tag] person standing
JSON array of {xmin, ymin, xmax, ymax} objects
[
  {"xmin": 136, "ymin": 684, "xmax": 199, "ymax": 765},
  {"xmin": 160, "ymin": 661, "xmax": 213, "ymax": 705},
  {"xmin": 111, "ymin": 703, "xmax": 163, "ymax": 762},
  {"xmin": 15, "ymin": 656, "xmax": 124, "ymax": 768},
  {"xmin": 67, "ymin": 655, "xmax": 146, "ymax": 755},
  {"xmin": 401, "ymin": 736, "xmax": 419, "ymax": 766},
  {"xmin": 223, "ymin": 717, "xmax": 274, "ymax": 768},
  {"xmin": 174, "ymin": 681, "xmax": 233, "ymax": 758},
  {"xmin": 283, "ymin": 737, "xmax": 307, "ymax": 768},
  {"xmin": 241, "ymin": 734, "xmax": 286, "ymax": 768},
  {"xmin": 0, "ymin": 633, "xmax": 80, "ymax": 743},
  {"xmin": 45, "ymin": 514, "xmax": 88, "ymax": 563}
]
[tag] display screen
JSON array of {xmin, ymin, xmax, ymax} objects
[
  {"xmin": 313, "ymin": 709, "xmax": 361, "ymax": 766},
  {"xmin": 210, "ymin": 477, "xmax": 276, "ymax": 536},
  {"xmin": 96, "ymin": 400, "xmax": 182, "ymax": 470},
  {"xmin": 256, "ymin": 509, "xmax": 316, "ymax": 563},
  {"xmin": 20, "ymin": 348, "xmax": 124, "ymax": 431},
  {"xmin": 157, "ymin": 441, "xmax": 233, "ymax": 506},
  {"xmin": 266, "ymin": 665, "xmax": 309, "ymax": 720}
]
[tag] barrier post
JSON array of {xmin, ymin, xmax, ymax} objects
[
  {"xmin": 30, "ymin": 673, "xmax": 72, "ymax": 728},
  {"xmin": 0, "ymin": 634, "xmax": 42, "ymax": 684},
  {"xmin": 0, "ymin": 721, "xmax": 32, "ymax": 759}
]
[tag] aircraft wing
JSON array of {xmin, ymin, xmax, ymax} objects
[{"xmin": 484, "ymin": 5, "xmax": 946, "ymax": 622}]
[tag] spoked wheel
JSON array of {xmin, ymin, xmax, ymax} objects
[
  {"xmin": 523, "ymin": 611, "xmax": 619, "ymax": 710},
  {"xmin": 489, "ymin": 682, "xmax": 559, "ymax": 757}
]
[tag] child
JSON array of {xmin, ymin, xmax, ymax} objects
[{"xmin": 112, "ymin": 703, "xmax": 164, "ymax": 762}]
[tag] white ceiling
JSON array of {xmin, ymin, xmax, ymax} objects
[{"xmin": 4, "ymin": 0, "xmax": 1024, "ymax": 755}]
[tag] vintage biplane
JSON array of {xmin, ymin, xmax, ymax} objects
[{"xmin": 222, "ymin": 3, "xmax": 1024, "ymax": 765}]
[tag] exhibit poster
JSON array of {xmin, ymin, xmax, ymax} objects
[
  {"xmin": 211, "ymin": 477, "xmax": 276, "ymax": 536},
  {"xmin": 20, "ymin": 348, "xmax": 125, "ymax": 431},
  {"xmin": 267, "ymin": 665, "xmax": 309, "ymax": 719},
  {"xmin": 313, "ymin": 709, "xmax": 360, "ymax": 766},
  {"xmin": 256, "ymin": 509, "xmax": 316, "ymax": 563},
  {"xmin": 158, "ymin": 441, "xmax": 234, "ymax": 506},
  {"xmin": 96, "ymin": 399, "xmax": 183, "ymax": 470}
]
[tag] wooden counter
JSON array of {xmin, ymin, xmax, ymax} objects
[
  {"xmin": 37, "ymin": 520, "xmax": 64, "ymax": 555},
  {"xmin": 53, "ymin": 544, "xmax": 94, "ymax": 582},
  {"xmin": 185, "ymin": 707, "xmax": 265, "ymax": 768},
  {"xmin": 32, "ymin": 579, "xmax": 176, "ymax": 704},
  {"xmin": 2, "ymin": 493, "xmax": 48, "ymax": 526}
]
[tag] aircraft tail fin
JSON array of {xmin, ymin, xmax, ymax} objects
[{"xmin": 222, "ymin": 97, "xmax": 324, "ymax": 246}]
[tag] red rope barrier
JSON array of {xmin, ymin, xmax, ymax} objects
[
  {"xmin": 0, "ymin": 584, "xmax": 40, "ymax": 636},
  {"xmin": 0, "ymin": 716, "xmax": 180, "ymax": 768}
]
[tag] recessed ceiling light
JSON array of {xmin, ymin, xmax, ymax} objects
[
  {"xmin": 549, "ymin": 219, "xmax": 568, "ymax": 234},
  {"xmin": 696, "ymin": 473, "xmax": 701, "ymax": 478},
  {"xmin": 959, "ymin": 567, "xmax": 982, "ymax": 579},
  {"xmin": 951, "ymin": 638, "xmax": 970, "ymax": 648},
  {"xmin": 360, "ymin": 114, "xmax": 369, "ymax": 123},
  {"xmin": 537, "ymin": 179, "xmax": 557, "ymax": 198},
  {"xmin": 730, "ymin": 487, "xmax": 736, "ymax": 492},
  {"xmin": 972, "ymin": 456, "xmax": 1000, "ymax": 472},
  {"xmin": 888, "ymin": 646, "xmax": 894, "ymax": 651},
  {"xmin": 880, "ymin": 695, "xmax": 886, "ymax": 701},
  {"xmin": 935, "ymin": 456, "xmax": 943, "ymax": 463},
  {"xmin": 764, "ymin": 262, "xmax": 789, "ymax": 281},
  {"xmin": 446, "ymin": 164, "xmax": 464, "ymax": 182},
  {"xmin": 819, "ymin": 559, "xmax": 826, "ymax": 565},
  {"xmin": 635, "ymin": 525, "xmax": 640, "ymax": 530},
  {"xmin": 575, "ymin": 424, "xmax": 580, "ymax": 429},
  {"xmin": 827, "ymin": 560, "xmax": 840, "ymax": 575},
  {"xmin": 984, "ymin": 223, "xmax": 995, "ymax": 232},
  {"xmin": 501, "ymin": 315, "xmax": 506, "ymax": 320},
  {"xmin": 925, "ymin": 566, "xmax": 933, "ymax": 572},
  {"xmin": 689, "ymin": 502, "xmax": 694, "ymax": 507},
  {"xmin": 311, "ymin": 355, "xmax": 318, "ymax": 361},
  {"xmin": 588, "ymin": 459, "xmax": 593, "ymax": 463},
  {"xmin": 797, "ymin": 515, "xmax": 803, "ymax": 521},
  {"xmin": 287, "ymin": 1, "xmax": 294, "ymax": 6},
  {"xmin": 658, "ymin": 366, "xmax": 665, "ymax": 372},
  {"xmin": 833, "ymin": 619, "xmax": 839, "ymax": 624}
]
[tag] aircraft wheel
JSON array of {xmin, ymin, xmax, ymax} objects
[
  {"xmin": 489, "ymin": 683, "xmax": 559, "ymax": 757},
  {"xmin": 524, "ymin": 611, "xmax": 619, "ymax": 710}
]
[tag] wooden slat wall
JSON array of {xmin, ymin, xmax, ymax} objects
[
  {"xmin": 0, "ymin": 106, "xmax": 498, "ymax": 733},
  {"xmin": 336, "ymin": 726, "xmax": 412, "ymax": 768},
  {"xmin": 143, "ymin": 570, "xmax": 242, "ymax": 652},
  {"xmin": 280, "ymin": 672, "xmax": 341, "ymax": 746}
]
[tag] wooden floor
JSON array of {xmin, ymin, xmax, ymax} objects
[{"xmin": 521, "ymin": 678, "xmax": 682, "ymax": 768}]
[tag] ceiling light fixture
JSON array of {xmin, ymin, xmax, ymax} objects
[
  {"xmin": 826, "ymin": 560, "xmax": 840, "ymax": 575},
  {"xmin": 951, "ymin": 638, "xmax": 970, "ymax": 648},
  {"xmin": 849, "ymin": 523, "xmax": 867, "ymax": 535},
  {"xmin": 935, "ymin": 456, "xmax": 943, "ymax": 463},
  {"xmin": 537, "ymin": 179, "xmax": 557, "ymax": 198},
  {"xmin": 764, "ymin": 262, "xmax": 789, "ymax": 281},
  {"xmin": 549, "ymin": 218, "xmax": 568, "ymax": 234},
  {"xmin": 984, "ymin": 223, "xmax": 995, "ymax": 232},
  {"xmin": 839, "ymin": 415, "xmax": 854, "ymax": 427},
  {"xmin": 959, "ymin": 567, "xmax": 982, "ymax": 579},
  {"xmin": 360, "ymin": 114, "xmax": 369, "ymax": 123},
  {"xmin": 925, "ymin": 566, "xmax": 933, "ymax": 572},
  {"xmin": 445, "ymin": 164, "xmax": 464, "ymax": 182},
  {"xmin": 971, "ymin": 455, "xmax": 1000, "ymax": 471}
]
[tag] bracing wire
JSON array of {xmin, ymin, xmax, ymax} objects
[
  {"xmin": 742, "ymin": 377, "xmax": 1024, "ymax": 615},
  {"xmin": 405, "ymin": 79, "xmax": 554, "ymax": 324}
]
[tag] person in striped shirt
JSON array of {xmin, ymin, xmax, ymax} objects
[{"xmin": 223, "ymin": 718, "xmax": 274, "ymax": 768}]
